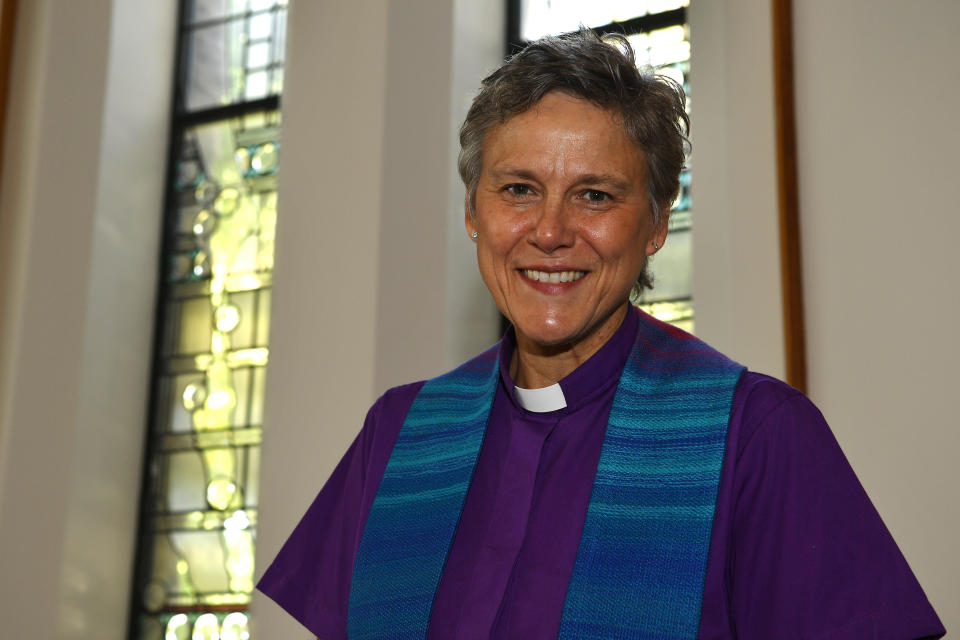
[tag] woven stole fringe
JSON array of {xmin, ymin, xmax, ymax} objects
[{"xmin": 348, "ymin": 310, "xmax": 744, "ymax": 639}]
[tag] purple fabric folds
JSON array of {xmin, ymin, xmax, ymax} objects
[{"xmin": 257, "ymin": 311, "xmax": 944, "ymax": 639}]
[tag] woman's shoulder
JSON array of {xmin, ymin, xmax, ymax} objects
[
  {"xmin": 733, "ymin": 370, "xmax": 806, "ymax": 412},
  {"xmin": 730, "ymin": 371, "xmax": 821, "ymax": 453},
  {"xmin": 717, "ymin": 371, "xmax": 945, "ymax": 638},
  {"xmin": 372, "ymin": 342, "xmax": 501, "ymax": 414},
  {"xmin": 371, "ymin": 380, "xmax": 428, "ymax": 415},
  {"xmin": 358, "ymin": 380, "xmax": 429, "ymax": 451}
]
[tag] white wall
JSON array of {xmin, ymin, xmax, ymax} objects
[
  {"xmin": 793, "ymin": 0, "xmax": 960, "ymax": 631},
  {"xmin": 0, "ymin": 1, "xmax": 175, "ymax": 638}
]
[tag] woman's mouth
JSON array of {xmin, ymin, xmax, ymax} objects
[{"xmin": 522, "ymin": 269, "xmax": 586, "ymax": 284}]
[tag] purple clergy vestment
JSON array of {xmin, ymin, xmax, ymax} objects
[{"xmin": 258, "ymin": 310, "xmax": 944, "ymax": 639}]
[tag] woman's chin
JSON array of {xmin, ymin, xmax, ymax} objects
[
  {"xmin": 510, "ymin": 303, "xmax": 629, "ymax": 354},
  {"xmin": 513, "ymin": 318, "xmax": 589, "ymax": 351}
]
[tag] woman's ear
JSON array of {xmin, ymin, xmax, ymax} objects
[
  {"xmin": 646, "ymin": 209, "xmax": 670, "ymax": 256},
  {"xmin": 464, "ymin": 196, "xmax": 477, "ymax": 241}
]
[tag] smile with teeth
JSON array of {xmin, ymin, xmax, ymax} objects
[{"xmin": 522, "ymin": 269, "xmax": 586, "ymax": 284}]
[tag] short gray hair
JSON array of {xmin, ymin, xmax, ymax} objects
[{"xmin": 458, "ymin": 29, "xmax": 690, "ymax": 291}]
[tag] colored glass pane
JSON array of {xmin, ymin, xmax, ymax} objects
[
  {"xmin": 136, "ymin": 112, "xmax": 278, "ymax": 621},
  {"xmin": 135, "ymin": 611, "xmax": 252, "ymax": 640},
  {"xmin": 184, "ymin": 0, "xmax": 287, "ymax": 111}
]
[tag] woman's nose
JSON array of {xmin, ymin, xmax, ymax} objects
[{"xmin": 528, "ymin": 198, "xmax": 575, "ymax": 253}]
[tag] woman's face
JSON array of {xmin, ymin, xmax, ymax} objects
[{"xmin": 466, "ymin": 92, "xmax": 667, "ymax": 353}]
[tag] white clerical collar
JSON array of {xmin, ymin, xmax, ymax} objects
[{"xmin": 513, "ymin": 382, "xmax": 567, "ymax": 413}]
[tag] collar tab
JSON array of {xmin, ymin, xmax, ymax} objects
[{"xmin": 513, "ymin": 383, "xmax": 567, "ymax": 413}]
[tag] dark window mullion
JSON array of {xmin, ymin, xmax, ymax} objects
[
  {"xmin": 506, "ymin": 2, "xmax": 687, "ymax": 53},
  {"xmin": 177, "ymin": 95, "xmax": 281, "ymax": 127}
]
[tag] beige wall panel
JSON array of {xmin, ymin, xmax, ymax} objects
[
  {"xmin": 793, "ymin": 0, "xmax": 959, "ymax": 630},
  {"xmin": 689, "ymin": 0, "xmax": 786, "ymax": 380},
  {"xmin": 251, "ymin": 1, "xmax": 390, "ymax": 637},
  {"xmin": 0, "ymin": 0, "xmax": 174, "ymax": 637}
]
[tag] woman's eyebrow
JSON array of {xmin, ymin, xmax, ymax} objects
[
  {"xmin": 486, "ymin": 166, "xmax": 540, "ymax": 182},
  {"xmin": 575, "ymin": 173, "xmax": 632, "ymax": 191},
  {"xmin": 487, "ymin": 168, "xmax": 631, "ymax": 190}
]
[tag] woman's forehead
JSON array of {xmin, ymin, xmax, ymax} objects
[{"xmin": 481, "ymin": 93, "xmax": 646, "ymax": 181}]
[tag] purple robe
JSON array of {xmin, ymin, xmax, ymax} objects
[{"xmin": 258, "ymin": 310, "xmax": 944, "ymax": 639}]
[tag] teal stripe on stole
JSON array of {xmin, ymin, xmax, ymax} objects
[
  {"xmin": 557, "ymin": 313, "xmax": 744, "ymax": 640},
  {"xmin": 347, "ymin": 346, "xmax": 499, "ymax": 640},
  {"xmin": 348, "ymin": 309, "xmax": 744, "ymax": 639}
]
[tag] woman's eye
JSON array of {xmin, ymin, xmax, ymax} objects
[
  {"xmin": 504, "ymin": 184, "xmax": 533, "ymax": 197},
  {"xmin": 583, "ymin": 189, "xmax": 611, "ymax": 203}
]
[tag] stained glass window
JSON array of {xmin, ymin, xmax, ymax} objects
[
  {"xmin": 511, "ymin": 1, "xmax": 693, "ymax": 332},
  {"xmin": 130, "ymin": 2, "xmax": 286, "ymax": 639}
]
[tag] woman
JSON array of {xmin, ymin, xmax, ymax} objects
[{"xmin": 258, "ymin": 31, "xmax": 944, "ymax": 640}]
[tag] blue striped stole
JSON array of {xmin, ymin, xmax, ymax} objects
[
  {"xmin": 348, "ymin": 309, "xmax": 744, "ymax": 639},
  {"xmin": 347, "ymin": 346, "xmax": 500, "ymax": 639}
]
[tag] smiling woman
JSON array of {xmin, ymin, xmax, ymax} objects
[
  {"xmin": 256, "ymin": 29, "xmax": 944, "ymax": 640},
  {"xmin": 467, "ymin": 93, "xmax": 662, "ymax": 387}
]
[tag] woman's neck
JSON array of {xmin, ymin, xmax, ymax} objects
[{"xmin": 511, "ymin": 303, "xmax": 629, "ymax": 389}]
